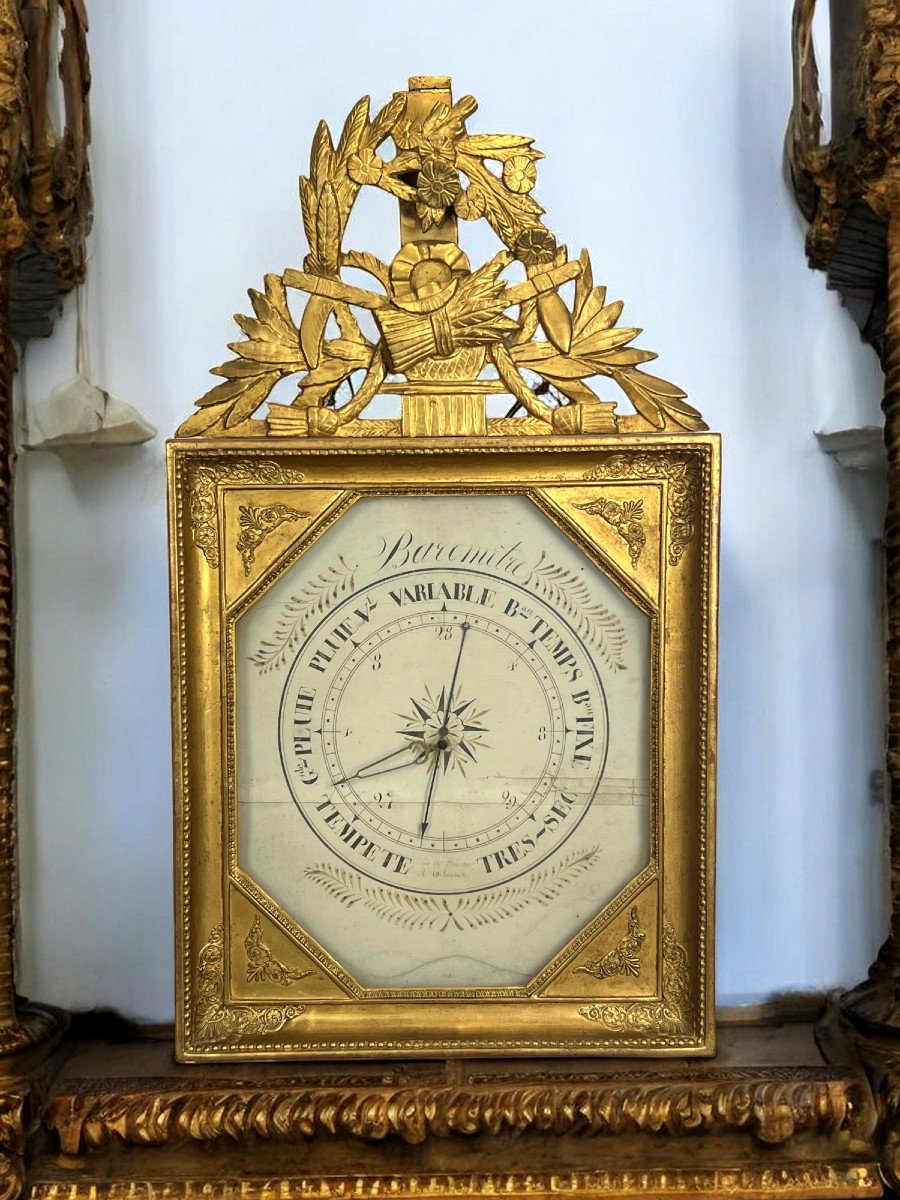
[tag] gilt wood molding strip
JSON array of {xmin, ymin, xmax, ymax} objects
[
  {"xmin": 22, "ymin": 1166, "xmax": 883, "ymax": 1200},
  {"xmin": 44, "ymin": 1060, "xmax": 872, "ymax": 1155}
]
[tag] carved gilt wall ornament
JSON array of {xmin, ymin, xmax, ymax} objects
[
  {"xmin": 176, "ymin": 78, "xmax": 701, "ymax": 439},
  {"xmin": 0, "ymin": 0, "xmax": 93, "ymax": 1064},
  {"xmin": 170, "ymin": 77, "xmax": 718, "ymax": 1061},
  {"xmin": 787, "ymin": 8, "xmax": 900, "ymax": 1190}
]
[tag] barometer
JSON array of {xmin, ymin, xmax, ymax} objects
[{"xmin": 168, "ymin": 76, "xmax": 718, "ymax": 1059}]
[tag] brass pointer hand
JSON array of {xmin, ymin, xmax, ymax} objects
[
  {"xmin": 331, "ymin": 743, "xmax": 424, "ymax": 787},
  {"xmin": 419, "ymin": 622, "xmax": 470, "ymax": 840}
]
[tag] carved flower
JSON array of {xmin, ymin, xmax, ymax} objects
[
  {"xmin": 503, "ymin": 154, "xmax": 537, "ymax": 194},
  {"xmin": 454, "ymin": 185, "xmax": 487, "ymax": 221},
  {"xmin": 392, "ymin": 117, "xmax": 422, "ymax": 151},
  {"xmin": 348, "ymin": 148, "xmax": 384, "ymax": 185},
  {"xmin": 418, "ymin": 133, "xmax": 456, "ymax": 163},
  {"xmin": 515, "ymin": 226, "xmax": 557, "ymax": 266},
  {"xmin": 417, "ymin": 158, "xmax": 461, "ymax": 210}
]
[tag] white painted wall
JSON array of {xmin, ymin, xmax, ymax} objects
[{"xmin": 14, "ymin": 0, "xmax": 888, "ymax": 1023}]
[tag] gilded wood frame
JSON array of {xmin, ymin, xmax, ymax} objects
[{"xmin": 168, "ymin": 433, "xmax": 718, "ymax": 1061}]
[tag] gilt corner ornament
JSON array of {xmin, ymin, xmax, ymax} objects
[{"xmin": 175, "ymin": 76, "xmax": 702, "ymax": 440}]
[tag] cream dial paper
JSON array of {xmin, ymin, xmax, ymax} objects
[{"xmin": 235, "ymin": 495, "xmax": 650, "ymax": 988}]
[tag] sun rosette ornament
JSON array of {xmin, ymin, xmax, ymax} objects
[{"xmin": 177, "ymin": 77, "xmax": 704, "ymax": 438}]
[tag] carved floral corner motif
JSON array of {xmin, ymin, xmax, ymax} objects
[
  {"xmin": 194, "ymin": 925, "xmax": 305, "ymax": 1048},
  {"xmin": 236, "ymin": 504, "xmax": 307, "ymax": 575},
  {"xmin": 576, "ymin": 906, "xmax": 646, "ymax": 981},
  {"xmin": 187, "ymin": 461, "xmax": 305, "ymax": 568},
  {"xmin": 577, "ymin": 497, "xmax": 646, "ymax": 567},
  {"xmin": 579, "ymin": 921, "xmax": 692, "ymax": 1035},
  {"xmin": 584, "ymin": 452, "xmax": 701, "ymax": 567},
  {"xmin": 244, "ymin": 916, "xmax": 313, "ymax": 987}
]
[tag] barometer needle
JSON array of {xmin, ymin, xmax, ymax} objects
[
  {"xmin": 420, "ymin": 622, "xmax": 470, "ymax": 841},
  {"xmin": 331, "ymin": 744, "xmax": 422, "ymax": 787},
  {"xmin": 443, "ymin": 621, "xmax": 470, "ymax": 719},
  {"xmin": 420, "ymin": 750, "xmax": 441, "ymax": 842}
]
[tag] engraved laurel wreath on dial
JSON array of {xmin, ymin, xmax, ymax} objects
[{"xmin": 278, "ymin": 557, "xmax": 610, "ymax": 895}]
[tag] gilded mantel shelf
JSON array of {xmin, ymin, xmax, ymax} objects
[{"xmin": 12, "ymin": 1017, "xmax": 878, "ymax": 1200}]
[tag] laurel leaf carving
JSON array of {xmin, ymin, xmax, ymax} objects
[
  {"xmin": 340, "ymin": 249, "xmax": 390, "ymax": 290},
  {"xmin": 509, "ymin": 249, "xmax": 703, "ymax": 432},
  {"xmin": 178, "ymin": 274, "xmax": 304, "ymax": 436},
  {"xmin": 365, "ymin": 93, "xmax": 406, "ymax": 149},
  {"xmin": 459, "ymin": 133, "xmax": 539, "ymax": 158},
  {"xmin": 316, "ymin": 182, "xmax": 341, "ymax": 276},
  {"xmin": 310, "ymin": 120, "xmax": 334, "ymax": 191},
  {"xmin": 336, "ymin": 95, "xmax": 370, "ymax": 160}
]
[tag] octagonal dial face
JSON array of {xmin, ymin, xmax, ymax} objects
[{"xmin": 236, "ymin": 495, "xmax": 650, "ymax": 989}]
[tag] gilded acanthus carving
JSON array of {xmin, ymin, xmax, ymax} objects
[
  {"xmin": 45, "ymin": 1064, "xmax": 861, "ymax": 1156},
  {"xmin": 18, "ymin": 0, "xmax": 92, "ymax": 291},
  {"xmin": 787, "ymin": 13, "xmax": 900, "ymax": 1195},
  {"xmin": 0, "ymin": 3, "xmax": 27, "ymax": 259},
  {"xmin": 787, "ymin": 0, "xmax": 900, "ymax": 274},
  {"xmin": 788, "ymin": 1, "xmax": 900, "ymax": 1049},
  {"xmin": 177, "ymin": 78, "xmax": 702, "ymax": 439},
  {"xmin": 0, "ymin": 4, "xmax": 28, "ymax": 1062},
  {"xmin": 0, "ymin": 1091, "xmax": 25, "ymax": 1200}
]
